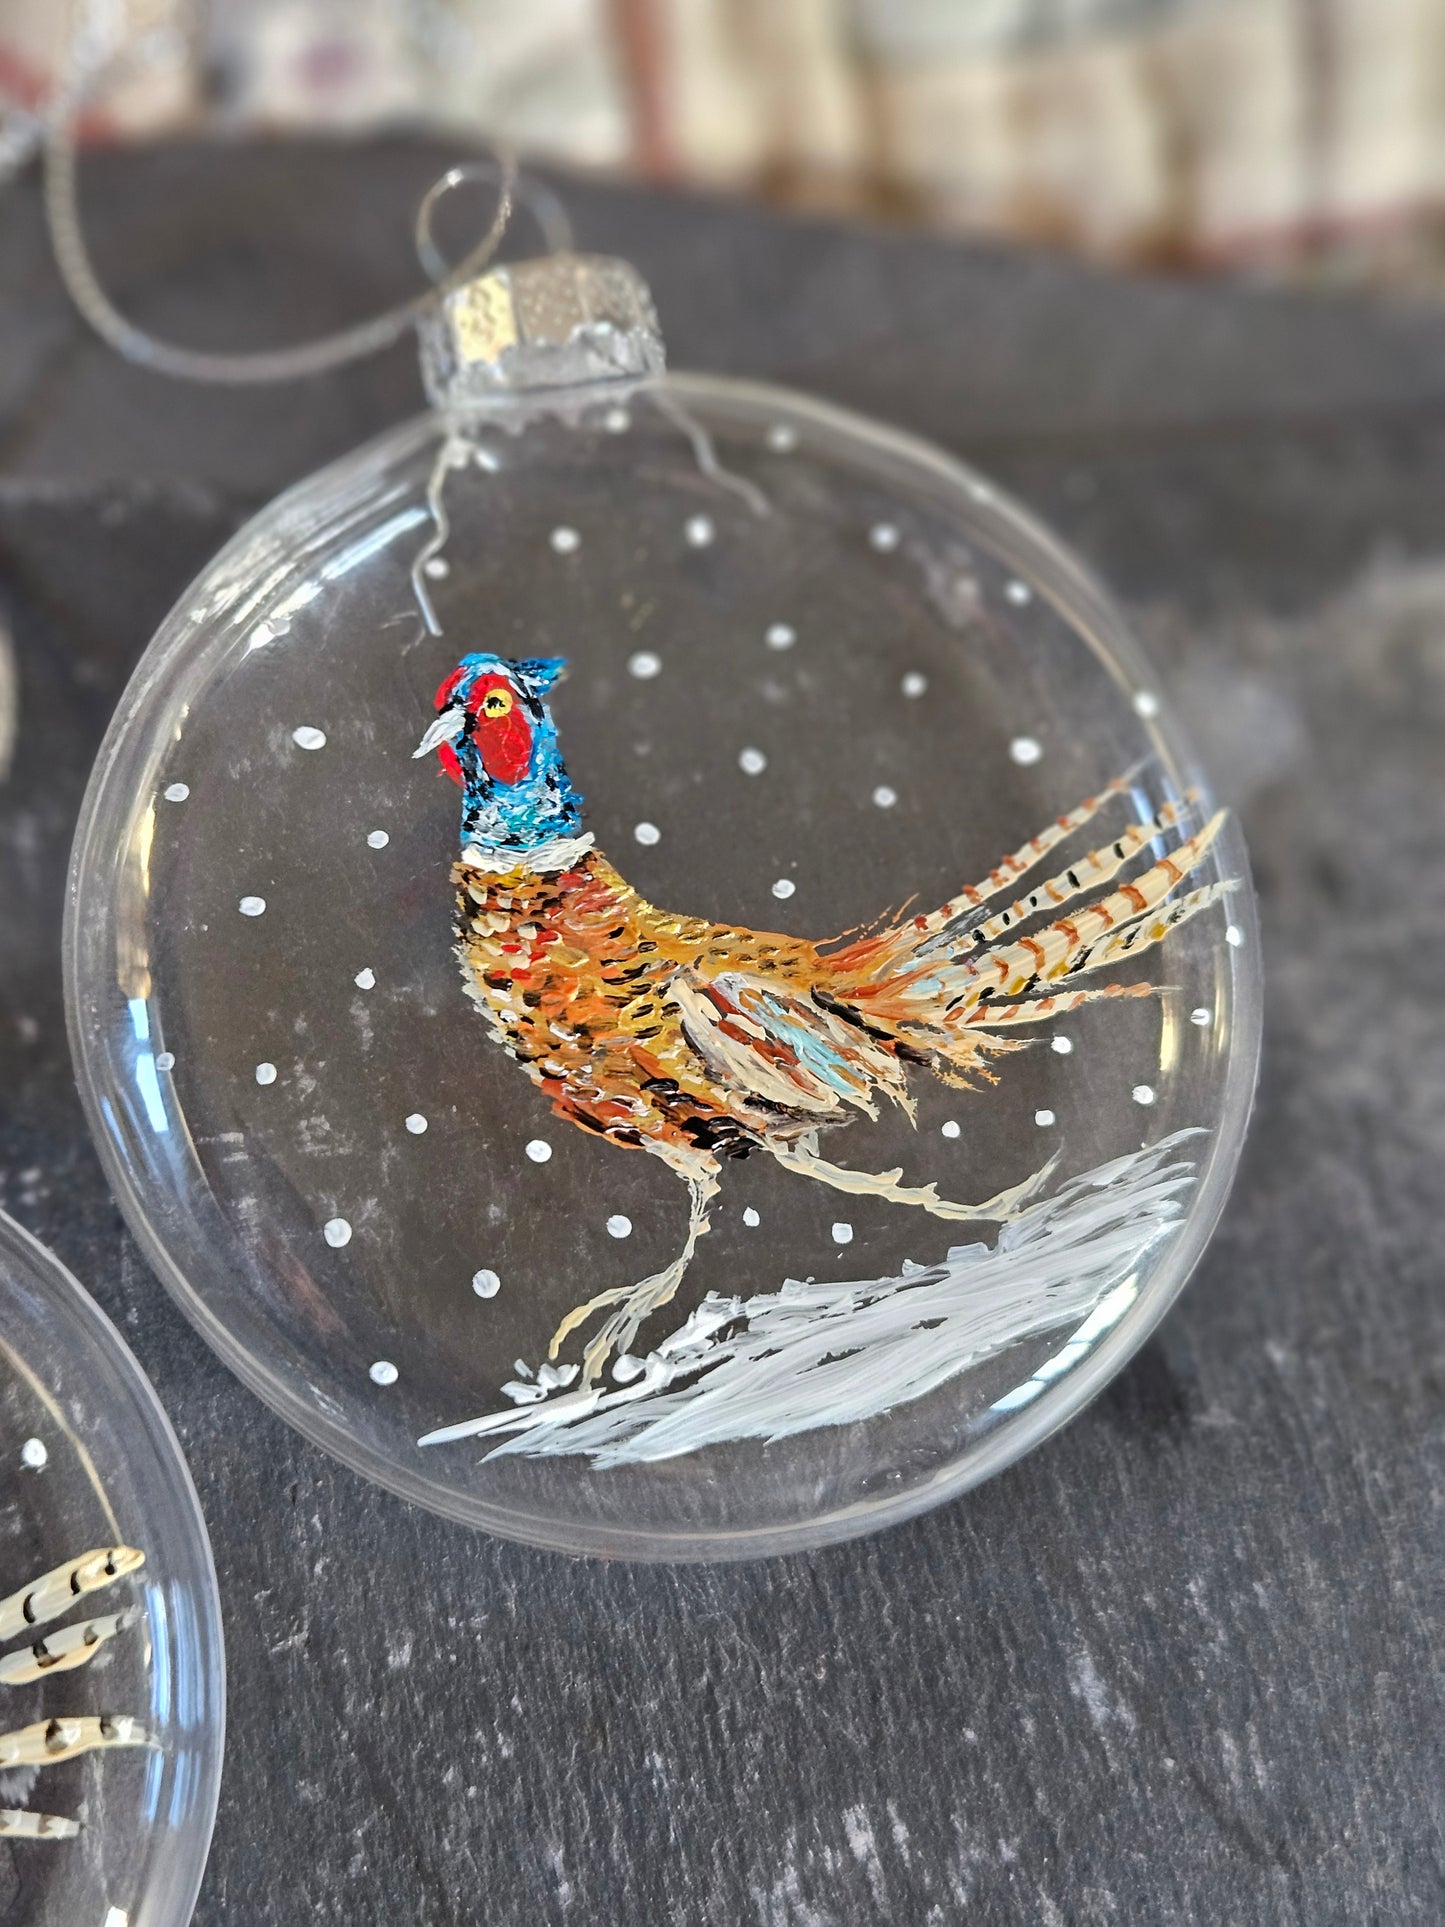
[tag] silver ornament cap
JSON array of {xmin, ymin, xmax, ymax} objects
[{"xmin": 419, "ymin": 253, "xmax": 666, "ymax": 411}]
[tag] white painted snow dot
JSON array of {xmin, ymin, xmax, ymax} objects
[
  {"xmin": 255, "ymin": 1062, "xmax": 277, "ymax": 1085},
  {"xmin": 292, "ymin": 726, "xmax": 327, "ymax": 751},
  {"xmin": 1132, "ymin": 1084, "xmax": 1157, "ymax": 1107},
  {"xmin": 1190, "ymin": 1006, "xmax": 1213, "ymax": 1027},
  {"xmin": 872, "ymin": 785, "xmax": 898, "ymax": 809},
  {"xmin": 369, "ymin": 1360, "xmax": 398, "ymax": 1386},
  {"xmin": 765, "ymin": 623, "xmax": 795, "ymax": 650},
  {"xmin": 604, "ymin": 406, "xmax": 631, "ymax": 433},
  {"xmin": 154, "ymin": 1051, "xmax": 174, "ymax": 1071},
  {"xmin": 1035, "ymin": 1109, "xmax": 1056, "ymax": 1128},
  {"xmin": 832, "ymin": 1222, "xmax": 854, "ymax": 1244},
  {"xmin": 1051, "ymin": 1036, "xmax": 1074, "ymax": 1055},
  {"xmin": 901, "ymin": 672, "xmax": 928, "ymax": 699},
  {"xmin": 613, "ymin": 1355, "xmax": 645, "ymax": 1383},
  {"xmin": 766, "ymin": 423, "xmax": 798, "ymax": 452},
  {"xmin": 771, "ymin": 877, "xmax": 796, "ymax": 899},
  {"xmin": 606, "ymin": 1214, "xmax": 633, "ymax": 1239},
  {"xmin": 1009, "ymin": 736, "xmax": 1043, "ymax": 766},
  {"xmin": 549, "ymin": 526, "xmax": 580, "ymax": 554},
  {"xmin": 164, "ymin": 782, "xmax": 189, "ymax": 802},
  {"xmin": 1005, "ymin": 580, "xmax": 1033, "ymax": 605},
  {"xmin": 354, "ymin": 967, "xmax": 375, "ymax": 990},
  {"xmin": 684, "ymin": 514, "xmax": 715, "ymax": 547},
  {"xmin": 743, "ymin": 1207, "xmax": 760, "ymax": 1227},
  {"xmin": 1133, "ymin": 690, "xmax": 1161, "ymax": 719},
  {"xmin": 1226, "ymin": 925, "xmax": 1244, "ymax": 947},
  {"xmin": 941, "ymin": 1120, "xmax": 961, "ymax": 1139},
  {"xmin": 366, "ymin": 830, "xmax": 389, "ymax": 849},
  {"xmin": 525, "ymin": 1139, "xmax": 553, "ymax": 1163},
  {"xmin": 239, "ymin": 895, "xmax": 266, "ymax": 917},
  {"xmin": 323, "ymin": 1217, "xmax": 352, "ymax": 1248},
  {"xmin": 869, "ymin": 522, "xmax": 900, "ymax": 552},
  {"xmin": 405, "ymin": 1113, "xmax": 428, "ymax": 1135},
  {"xmin": 423, "ymin": 555, "xmax": 449, "ymax": 579},
  {"xmin": 471, "ymin": 1268, "xmax": 501, "ymax": 1299},
  {"xmin": 20, "ymin": 1438, "xmax": 47, "ymax": 1470},
  {"xmin": 628, "ymin": 650, "xmax": 662, "ymax": 679},
  {"xmin": 634, "ymin": 821, "xmax": 661, "ymax": 846},
  {"xmin": 739, "ymin": 747, "xmax": 767, "ymax": 775}
]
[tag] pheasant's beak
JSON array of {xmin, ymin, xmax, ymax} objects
[{"xmin": 413, "ymin": 705, "xmax": 466, "ymax": 759}]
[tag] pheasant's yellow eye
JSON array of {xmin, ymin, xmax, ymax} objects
[{"xmin": 481, "ymin": 688, "xmax": 514, "ymax": 718}]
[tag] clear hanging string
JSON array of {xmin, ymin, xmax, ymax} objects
[{"xmin": 34, "ymin": 30, "xmax": 523, "ymax": 385}]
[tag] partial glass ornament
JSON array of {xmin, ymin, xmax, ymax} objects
[
  {"xmin": 66, "ymin": 249, "xmax": 1260, "ymax": 1559},
  {"xmin": 0, "ymin": 1211, "xmax": 224, "ymax": 1922}
]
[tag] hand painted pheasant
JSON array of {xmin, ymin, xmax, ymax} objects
[{"xmin": 416, "ymin": 653, "xmax": 1228, "ymax": 1388}]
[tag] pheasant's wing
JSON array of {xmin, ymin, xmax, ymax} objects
[{"xmin": 665, "ymin": 968, "xmax": 912, "ymax": 1124}]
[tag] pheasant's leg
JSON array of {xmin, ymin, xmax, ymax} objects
[
  {"xmin": 769, "ymin": 1142, "xmax": 1057, "ymax": 1223},
  {"xmin": 547, "ymin": 1157, "xmax": 720, "ymax": 1388}
]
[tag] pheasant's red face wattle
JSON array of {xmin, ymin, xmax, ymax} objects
[
  {"xmin": 430, "ymin": 666, "xmax": 535, "ymax": 787},
  {"xmin": 467, "ymin": 674, "xmax": 534, "ymax": 786}
]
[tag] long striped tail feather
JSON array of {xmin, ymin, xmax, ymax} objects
[
  {"xmin": 832, "ymin": 770, "xmax": 1147, "ymax": 980},
  {"xmin": 937, "ymin": 810, "xmax": 1229, "ymax": 1018},
  {"xmin": 961, "ymin": 979, "xmax": 1157, "ymax": 1031},
  {"xmin": 905, "ymin": 763, "xmax": 1162, "ymax": 953},
  {"xmin": 943, "ymin": 793, "xmax": 1200, "ymax": 958}
]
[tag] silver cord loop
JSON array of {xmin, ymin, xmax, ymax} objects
[
  {"xmin": 415, "ymin": 162, "xmax": 573, "ymax": 286},
  {"xmin": 39, "ymin": 37, "xmax": 524, "ymax": 384}
]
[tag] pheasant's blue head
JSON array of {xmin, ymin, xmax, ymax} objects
[{"xmin": 414, "ymin": 653, "xmax": 584, "ymax": 857}]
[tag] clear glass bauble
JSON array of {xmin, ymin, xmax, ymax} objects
[
  {"xmin": 66, "ymin": 368, "xmax": 1260, "ymax": 1559},
  {"xmin": 0, "ymin": 1211, "xmax": 224, "ymax": 1923}
]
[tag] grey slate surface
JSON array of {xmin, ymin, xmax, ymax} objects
[{"xmin": 0, "ymin": 139, "xmax": 1441, "ymax": 1924}]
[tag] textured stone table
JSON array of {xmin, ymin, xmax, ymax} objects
[{"xmin": 0, "ymin": 141, "xmax": 1440, "ymax": 1923}]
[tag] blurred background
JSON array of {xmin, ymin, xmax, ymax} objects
[{"xmin": 4, "ymin": 0, "xmax": 1443, "ymax": 290}]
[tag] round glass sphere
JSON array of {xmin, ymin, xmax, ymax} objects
[
  {"xmin": 67, "ymin": 371, "xmax": 1260, "ymax": 1559},
  {"xmin": 0, "ymin": 1211, "xmax": 224, "ymax": 1922}
]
